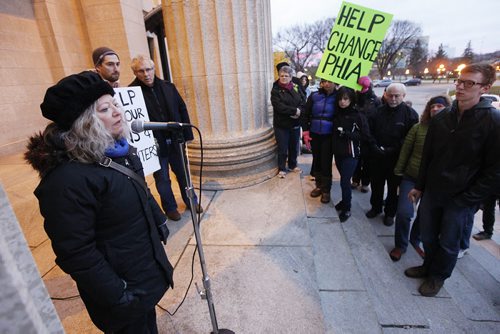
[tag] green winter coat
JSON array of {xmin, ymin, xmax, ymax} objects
[{"xmin": 394, "ymin": 122, "xmax": 428, "ymax": 179}]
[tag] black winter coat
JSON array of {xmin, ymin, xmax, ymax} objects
[
  {"xmin": 416, "ymin": 98, "xmax": 500, "ymax": 207},
  {"xmin": 27, "ymin": 133, "xmax": 174, "ymax": 332},
  {"xmin": 271, "ymin": 80, "xmax": 305, "ymax": 129},
  {"xmin": 356, "ymin": 89, "xmax": 381, "ymax": 118},
  {"xmin": 332, "ymin": 106, "xmax": 369, "ymax": 158},
  {"xmin": 130, "ymin": 77, "xmax": 193, "ymax": 156},
  {"xmin": 368, "ymin": 102, "xmax": 418, "ymax": 158}
]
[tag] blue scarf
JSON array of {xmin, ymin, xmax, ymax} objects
[{"xmin": 105, "ymin": 138, "xmax": 129, "ymax": 158}]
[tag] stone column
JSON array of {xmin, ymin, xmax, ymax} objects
[
  {"xmin": 0, "ymin": 184, "xmax": 64, "ymax": 333},
  {"xmin": 162, "ymin": 0, "xmax": 277, "ymax": 190}
]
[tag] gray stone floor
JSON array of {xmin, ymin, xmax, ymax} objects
[{"xmin": 1, "ymin": 153, "xmax": 499, "ymax": 333}]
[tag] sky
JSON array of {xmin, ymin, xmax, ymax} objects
[{"xmin": 270, "ymin": 0, "xmax": 500, "ymax": 57}]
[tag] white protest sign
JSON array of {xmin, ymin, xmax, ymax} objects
[{"xmin": 114, "ymin": 87, "xmax": 160, "ymax": 176}]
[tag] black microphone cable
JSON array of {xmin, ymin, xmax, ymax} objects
[{"xmin": 157, "ymin": 124, "xmax": 204, "ymax": 316}]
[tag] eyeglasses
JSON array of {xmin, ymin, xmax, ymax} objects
[{"xmin": 454, "ymin": 79, "xmax": 486, "ymax": 89}]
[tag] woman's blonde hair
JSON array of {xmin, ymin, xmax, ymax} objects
[{"xmin": 62, "ymin": 100, "xmax": 129, "ymax": 163}]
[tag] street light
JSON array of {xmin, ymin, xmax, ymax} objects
[{"xmin": 456, "ymin": 63, "xmax": 466, "ymax": 76}]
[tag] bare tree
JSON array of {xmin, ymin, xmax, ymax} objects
[
  {"xmin": 273, "ymin": 24, "xmax": 315, "ymax": 72},
  {"xmin": 310, "ymin": 17, "xmax": 335, "ymax": 53},
  {"xmin": 375, "ymin": 20, "xmax": 422, "ymax": 79},
  {"xmin": 273, "ymin": 18, "xmax": 334, "ymax": 72}
]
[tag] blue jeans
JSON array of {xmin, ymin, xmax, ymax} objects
[
  {"xmin": 419, "ymin": 191, "xmax": 476, "ymax": 280},
  {"xmin": 334, "ymin": 156, "xmax": 358, "ymax": 210},
  {"xmin": 274, "ymin": 126, "xmax": 300, "ymax": 172},
  {"xmin": 460, "ymin": 206, "xmax": 476, "ymax": 250},
  {"xmin": 153, "ymin": 141, "xmax": 198, "ymax": 213},
  {"xmin": 395, "ymin": 177, "xmax": 421, "ymax": 251}
]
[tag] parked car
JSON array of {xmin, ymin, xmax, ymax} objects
[
  {"xmin": 373, "ymin": 79, "xmax": 392, "ymax": 87},
  {"xmin": 482, "ymin": 94, "xmax": 500, "ymax": 109},
  {"xmin": 403, "ymin": 78, "xmax": 422, "ymax": 86}
]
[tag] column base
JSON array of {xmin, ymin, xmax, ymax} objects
[{"xmin": 187, "ymin": 127, "xmax": 277, "ymax": 190}]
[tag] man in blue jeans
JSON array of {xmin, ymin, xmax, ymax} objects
[
  {"xmin": 406, "ymin": 63, "xmax": 500, "ymax": 297},
  {"xmin": 130, "ymin": 55, "xmax": 202, "ymax": 221}
]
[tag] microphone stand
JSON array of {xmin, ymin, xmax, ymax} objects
[{"xmin": 171, "ymin": 129, "xmax": 234, "ymax": 334}]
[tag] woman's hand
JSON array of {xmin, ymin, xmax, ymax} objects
[{"xmin": 290, "ymin": 108, "xmax": 301, "ymax": 119}]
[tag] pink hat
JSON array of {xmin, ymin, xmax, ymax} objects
[{"xmin": 358, "ymin": 76, "xmax": 371, "ymax": 93}]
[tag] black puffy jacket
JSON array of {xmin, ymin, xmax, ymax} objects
[
  {"xmin": 26, "ymin": 132, "xmax": 173, "ymax": 332},
  {"xmin": 416, "ymin": 98, "xmax": 500, "ymax": 207}
]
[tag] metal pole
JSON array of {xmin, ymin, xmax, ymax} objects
[{"xmin": 174, "ymin": 131, "xmax": 234, "ymax": 334}]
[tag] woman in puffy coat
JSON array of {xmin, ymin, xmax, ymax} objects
[
  {"xmin": 389, "ymin": 95, "xmax": 451, "ymax": 261},
  {"xmin": 302, "ymin": 79, "xmax": 337, "ymax": 203},
  {"xmin": 332, "ymin": 86, "xmax": 369, "ymax": 222},
  {"xmin": 25, "ymin": 71, "xmax": 174, "ymax": 333}
]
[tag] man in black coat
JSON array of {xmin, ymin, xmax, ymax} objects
[
  {"xmin": 406, "ymin": 63, "xmax": 500, "ymax": 297},
  {"xmin": 130, "ymin": 55, "xmax": 202, "ymax": 221},
  {"xmin": 366, "ymin": 83, "xmax": 418, "ymax": 226}
]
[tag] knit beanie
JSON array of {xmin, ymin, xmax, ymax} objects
[
  {"xmin": 40, "ymin": 71, "xmax": 115, "ymax": 130},
  {"xmin": 276, "ymin": 61, "xmax": 290, "ymax": 73},
  {"xmin": 358, "ymin": 76, "xmax": 371, "ymax": 93},
  {"xmin": 296, "ymin": 71, "xmax": 307, "ymax": 79},
  {"xmin": 428, "ymin": 96, "xmax": 450, "ymax": 107},
  {"xmin": 92, "ymin": 47, "xmax": 119, "ymax": 66}
]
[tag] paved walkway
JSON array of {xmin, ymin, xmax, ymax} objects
[{"xmin": 0, "ymin": 153, "xmax": 499, "ymax": 333}]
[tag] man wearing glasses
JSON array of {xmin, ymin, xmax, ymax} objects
[
  {"xmin": 130, "ymin": 55, "xmax": 202, "ymax": 221},
  {"xmin": 405, "ymin": 63, "xmax": 500, "ymax": 297}
]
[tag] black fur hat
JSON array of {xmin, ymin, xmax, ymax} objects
[{"xmin": 40, "ymin": 71, "xmax": 115, "ymax": 130}]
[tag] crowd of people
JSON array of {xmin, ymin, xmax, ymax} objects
[
  {"xmin": 23, "ymin": 47, "xmax": 498, "ymax": 332},
  {"xmin": 271, "ymin": 62, "xmax": 500, "ymax": 298}
]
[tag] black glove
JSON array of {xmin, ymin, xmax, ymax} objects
[
  {"xmin": 157, "ymin": 220, "xmax": 170, "ymax": 245},
  {"xmin": 114, "ymin": 288, "xmax": 146, "ymax": 308}
]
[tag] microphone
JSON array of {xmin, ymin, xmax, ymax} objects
[{"xmin": 131, "ymin": 119, "xmax": 190, "ymax": 133}]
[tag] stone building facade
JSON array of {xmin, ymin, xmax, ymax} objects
[
  {"xmin": 0, "ymin": 0, "xmax": 277, "ymax": 189},
  {"xmin": 0, "ymin": 0, "xmax": 276, "ymax": 331}
]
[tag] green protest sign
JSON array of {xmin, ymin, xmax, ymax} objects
[{"xmin": 316, "ymin": 1, "xmax": 393, "ymax": 91}]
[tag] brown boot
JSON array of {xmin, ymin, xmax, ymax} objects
[
  {"xmin": 310, "ymin": 187, "xmax": 322, "ymax": 198},
  {"xmin": 418, "ymin": 277, "xmax": 444, "ymax": 297},
  {"xmin": 321, "ymin": 192, "xmax": 331, "ymax": 203}
]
